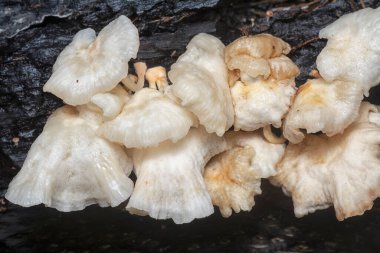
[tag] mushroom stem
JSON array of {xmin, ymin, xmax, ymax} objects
[
  {"xmin": 263, "ymin": 125, "xmax": 286, "ymax": 144},
  {"xmin": 121, "ymin": 62, "xmax": 147, "ymax": 92}
]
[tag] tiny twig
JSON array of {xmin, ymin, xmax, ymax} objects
[{"xmin": 291, "ymin": 36, "xmax": 320, "ymax": 52}]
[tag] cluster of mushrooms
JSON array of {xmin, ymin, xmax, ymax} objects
[{"xmin": 5, "ymin": 8, "xmax": 380, "ymax": 224}]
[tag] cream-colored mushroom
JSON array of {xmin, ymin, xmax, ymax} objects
[
  {"xmin": 121, "ymin": 62, "xmax": 147, "ymax": 92},
  {"xmin": 316, "ymin": 7, "xmax": 380, "ymax": 95},
  {"xmin": 204, "ymin": 131, "xmax": 285, "ymax": 217},
  {"xmin": 283, "ymin": 78, "xmax": 363, "ymax": 143},
  {"xmin": 145, "ymin": 66, "xmax": 168, "ymax": 92},
  {"xmin": 225, "ymin": 34, "xmax": 299, "ymax": 131},
  {"xmin": 90, "ymin": 85, "xmax": 130, "ymax": 119},
  {"xmin": 225, "ymin": 34, "xmax": 291, "ymax": 79},
  {"xmin": 43, "ymin": 15, "xmax": 139, "ymax": 105},
  {"xmin": 99, "ymin": 88, "xmax": 196, "ymax": 148},
  {"xmin": 271, "ymin": 102, "xmax": 380, "ymax": 220},
  {"xmin": 126, "ymin": 127, "xmax": 228, "ymax": 224},
  {"xmin": 168, "ymin": 33, "xmax": 234, "ymax": 136},
  {"xmin": 5, "ymin": 106, "xmax": 134, "ymax": 211}
]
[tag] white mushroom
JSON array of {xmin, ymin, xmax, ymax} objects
[
  {"xmin": 168, "ymin": 33, "xmax": 234, "ymax": 136},
  {"xmin": 99, "ymin": 88, "xmax": 196, "ymax": 148},
  {"xmin": 204, "ymin": 131, "xmax": 285, "ymax": 217},
  {"xmin": 316, "ymin": 7, "xmax": 380, "ymax": 95},
  {"xmin": 225, "ymin": 35, "xmax": 299, "ymax": 131},
  {"xmin": 43, "ymin": 15, "xmax": 139, "ymax": 105},
  {"xmin": 283, "ymin": 78, "xmax": 363, "ymax": 143},
  {"xmin": 90, "ymin": 85, "xmax": 130, "ymax": 119},
  {"xmin": 271, "ymin": 102, "xmax": 380, "ymax": 220},
  {"xmin": 126, "ymin": 127, "xmax": 228, "ymax": 224},
  {"xmin": 5, "ymin": 106, "xmax": 134, "ymax": 211}
]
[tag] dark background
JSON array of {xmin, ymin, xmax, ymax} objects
[{"xmin": 1, "ymin": 0, "xmax": 380, "ymax": 252}]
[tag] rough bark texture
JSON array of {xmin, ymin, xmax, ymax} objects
[{"xmin": 1, "ymin": 0, "xmax": 380, "ymax": 252}]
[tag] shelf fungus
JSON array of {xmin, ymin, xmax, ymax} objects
[
  {"xmin": 283, "ymin": 79, "xmax": 363, "ymax": 143},
  {"xmin": 272, "ymin": 102, "xmax": 380, "ymax": 220},
  {"xmin": 204, "ymin": 131, "xmax": 285, "ymax": 217},
  {"xmin": 43, "ymin": 15, "xmax": 139, "ymax": 105},
  {"xmin": 225, "ymin": 34, "xmax": 299, "ymax": 131},
  {"xmin": 100, "ymin": 88, "xmax": 196, "ymax": 148},
  {"xmin": 168, "ymin": 33, "xmax": 234, "ymax": 136},
  {"xmin": 316, "ymin": 7, "xmax": 380, "ymax": 95},
  {"xmin": 126, "ymin": 127, "xmax": 228, "ymax": 224},
  {"xmin": 5, "ymin": 106, "xmax": 134, "ymax": 212},
  {"xmin": 5, "ymin": 8, "xmax": 380, "ymax": 223}
]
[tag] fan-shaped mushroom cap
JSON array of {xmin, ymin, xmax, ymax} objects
[
  {"xmin": 43, "ymin": 15, "xmax": 139, "ymax": 105},
  {"xmin": 225, "ymin": 34, "xmax": 291, "ymax": 79},
  {"xmin": 5, "ymin": 106, "xmax": 134, "ymax": 211},
  {"xmin": 100, "ymin": 88, "xmax": 196, "ymax": 148},
  {"xmin": 204, "ymin": 131, "xmax": 285, "ymax": 217},
  {"xmin": 225, "ymin": 34, "xmax": 299, "ymax": 131},
  {"xmin": 316, "ymin": 7, "xmax": 380, "ymax": 95},
  {"xmin": 271, "ymin": 102, "xmax": 380, "ymax": 220},
  {"xmin": 168, "ymin": 33, "xmax": 234, "ymax": 136},
  {"xmin": 283, "ymin": 78, "xmax": 363, "ymax": 144},
  {"xmin": 231, "ymin": 75, "xmax": 296, "ymax": 131},
  {"xmin": 126, "ymin": 127, "xmax": 228, "ymax": 224}
]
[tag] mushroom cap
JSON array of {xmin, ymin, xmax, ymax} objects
[
  {"xmin": 43, "ymin": 15, "xmax": 139, "ymax": 105},
  {"xmin": 316, "ymin": 7, "xmax": 380, "ymax": 95},
  {"xmin": 204, "ymin": 146, "xmax": 260, "ymax": 217},
  {"xmin": 168, "ymin": 33, "xmax": 234, "ymax": 136},
  {"xmin": 231, "ymin": 76, "xmax": 296, "ymax": 131},
  {"xmin": 5, "ymin": 106, "xmax": 134, "ymax": 211},
  {"xmin": 204, "ymin": 131, "xmax": 285, "ymax": 217},
  {"xmin": 271, "ymin": 102, "xmax": 380, "ymax": 220},
  {"xmin": 100, "ymin": 88, "xmax": 196, "ymax": 148},
  {"xmin": 90, "ymin": 85, "xmax": 130, "ymax": 119},
  {"xmin": 225, "ymin": 34, "xmax": 291, "ymax": 79},
  {"xmin": 126, "ymin": 127, "xmax": 228, "ymax": 224},
  {"xmin": 283, "ymin": 78, "xmax": 363, "ymax": 144}
]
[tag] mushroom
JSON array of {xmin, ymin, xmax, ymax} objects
[
  {"xmin": 126, "ymin": 127, "xmax": 228, "ymax": 224},
  {"xmin": 90, "ymin": 85, "xmax": 130, "ymax": 119},
  {"xmin": 283, "ymin": 78, "xmax": 363, "ymax": 143},
  {"xmin": 145, "ymin": 66, "xmax": 168, "ymax": 92},
  {"xmin": 271, "ymin": 102, "xmax": 380, "ymax": 220},
  {"xmin": 225, "ymin": 34, "xmax": 291, "ymax": 79},
  {"xmin": 316, "ymin": 7, "xmax": 380, "ymax": 96},
  {"xmin": 121, "ymin": 62, "xmax": 147, "ymax": 92},
  {"xmin": 5, "ymin": 106, "xmax": 134, "ymax": 211},
  {"xmin": 99, "ymin": 88, "xmax": 197, "ymax": 148},
  {"xmin": 204, "ymin": 131, "xmax": 285, "ymax": 217},
  {"xmin": 168, "ymin": 33, "xmax": 234, "ymax": 136},
  {"xmin": 225, "ymin": 35, "xmax": 299, "ymax": 131},
  {"xmin": 43, "ymin": 15, "xmax": 139, "ymax": 105}
]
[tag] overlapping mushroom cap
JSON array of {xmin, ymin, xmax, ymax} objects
[
  {"xmin": 126, "ymin": 127, "xmax": 228, "ymax": 224},
  {"xmin": 272, "ymin": 102, "xmax": 380, "ymax": 220},
  {"xmin": 99, "ymin": 88, "xmax": 196, "ymax": 148},
  {"xmin": 43, "ymin": 15, "xmax": 139, "ymax": 105},
  {"xmin": 283, "ymin": 78, "xmax": 363, "ymax": 143},
  {"xmin": 5, "ymin": 106, "xmax": 134, "ymax": 211},
  {"xmin": 316, "ymin": 7, "xmax": 380, "ymax": 95},
  {"xmin": 225, "ymin": 34, "xmax": 299, "ymax": 131},
  {"xmin": 168, "ymin": 33, "xmax": 234, "ymax": 136},
  {"xmin": 204, "ymin": 131, "xmax": 285, "ymax": 217}
]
